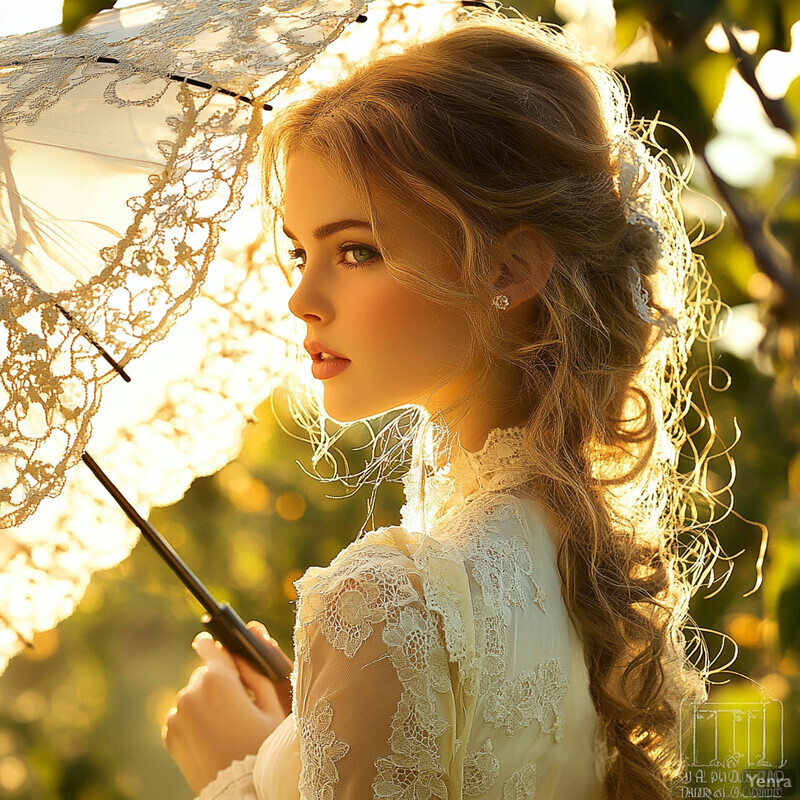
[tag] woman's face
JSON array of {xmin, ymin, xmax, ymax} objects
[{"xmin": 284, "ymin": 149, "xmax": 472, "ymax": 423}]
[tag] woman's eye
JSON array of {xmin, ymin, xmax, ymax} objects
[
  {"xmin": 287, "ymin": 244, "xmax": 380, "ymax": 272},
  {"xmin": 339, "ymin": 244, "xmax": 379, "ymax": 268},
  {"xmin": 288, "ymin": 248, "xmax": 306, "ymax": 270}
]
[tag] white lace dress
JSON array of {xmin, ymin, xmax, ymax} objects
[{"xmin": 196, "ymin": 425, "xmax": 607, "ymax": 800}]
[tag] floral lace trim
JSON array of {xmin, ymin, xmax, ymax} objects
[
  {"xmin": 463, "ymin": 738, "xmax": 500, "ymax": 796},
  {"xmin": 463, "ymin": 739, "xmax": 542, "ymax": 798},
  {"xmin": 503, "ymin": 763, "xmax": 538, "ymax": 800},
  {"xmin": 194, "ymin": 753, "xmax": 259, "ymax": 800},
  {"xmin": 293, "ymin": 532, "xmax": 454, "ymax": 799},
  {"xmin": 452, "ymin": 425, "xmax": 534, "ymax": 492},
  {"xmin": 296, "ymin": 698, "xmax": 350, "ymax": 798},
  {"xmin": 483, "ymin": 656, "xmax": 568, "ymax": 740},
  {"xmin": 400, "ymin": 425, "xmax": 535, "ymax": 533}
]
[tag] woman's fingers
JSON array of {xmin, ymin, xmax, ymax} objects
[
  {"xmin": 229, "ymin": 622, "xmax": 291, "ymax": 716},
  {"xmin": 188, "ymin": 622, "xmax": 293, "ymax": 717},
  {"xmin": 192, "ymin": 632, "xmax": 263, "ymax": 702},
  {"xmin": 231, "ymin": 651, "xmax": 285, "ymax": 717},
  {"xmin": 247, "ymin": 619, "xmax": 270, "ymax": 638},
  {"xmin": 192, "ymin": 632, "xmax": 238, "ymax": 671},
  {"xmin": 162, "ymin": 682, "xmax": 215, "ymax": 793},
  {"xmin": 243, "ymin": 620, "xmax": 293, "ymax": 716},
  {"xmin": 162, "ymin": 643, "xmax": 280, "ymax": 795}
]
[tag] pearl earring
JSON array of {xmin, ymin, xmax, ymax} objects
[{"xmin": 492, "ymin": 293, "xmax": 510, "ymax": 310}]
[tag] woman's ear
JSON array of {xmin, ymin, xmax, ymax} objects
[{"xmin": 491, "ymin": 225, "xmax": 555, "ymax": 311}]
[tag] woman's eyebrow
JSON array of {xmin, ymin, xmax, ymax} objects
[{"xmin": 281, "ymin": 219, "xmax": 372, "ymax": 241}]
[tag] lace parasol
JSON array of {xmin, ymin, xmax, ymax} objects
[{"xmin": 0, "ymin": 0, "xmax": 471, "ymax": 674}]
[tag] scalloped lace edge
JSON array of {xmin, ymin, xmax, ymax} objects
[{"xmin": 195, "ymin": 753, "xmax": 259, "ymax": 800}]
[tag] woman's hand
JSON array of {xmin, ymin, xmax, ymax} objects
[{"xmin": 162, "ymin": 621, "xmax": 292, "ymax": 796}]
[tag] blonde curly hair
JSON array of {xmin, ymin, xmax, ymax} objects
[{"xmin": 259, "ymin": 5, "xmax": 734, "ymax": 798}]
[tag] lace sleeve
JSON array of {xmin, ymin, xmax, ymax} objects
[
  {"xmin": 194, "ymin": 754, "xmax": 259, "ymax": 800},
  {"xmin": 292, "ymin": 536, "xmax": 458, "ymax": 800}
]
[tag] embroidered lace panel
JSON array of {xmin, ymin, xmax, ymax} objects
[
  {"xmin": 288, "ymin": 425, "xmax": 572, "ymax": 799},
  {"xmin": 502, "ymin": 763, "xmax": 538, "ymax": 800}
]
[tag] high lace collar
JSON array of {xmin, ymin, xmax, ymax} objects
[{"xmin": 400, "ymin": 424, "xmax": 534, "ymax": 533}]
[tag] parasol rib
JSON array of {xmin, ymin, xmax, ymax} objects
[
  {"xmin": 54, "ymin": 301, "xmax": 131, "ymax": 382},
  {"xmin": 0, "ymin": 249, "xmax": 132, "ymax": 381},
  {"xmin": 93, "ymin": 57, "xmax": 275, "ymax": 111}
]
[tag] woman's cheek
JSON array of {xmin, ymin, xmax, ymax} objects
[{"xmin": 352, "ymin": 286, "xmax": 428, "ymax": 387}]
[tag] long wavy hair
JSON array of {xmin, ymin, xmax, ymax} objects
[{"xmin": 259, "ymin": 5, "xmax": 731, "ymax": 798}]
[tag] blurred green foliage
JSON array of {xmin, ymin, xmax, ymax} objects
[
  {"xmin": 0, "ymin": 399, "xmax": 406, "ymax": 798},
  {"xmin": 0, "ymin": 0, "xmax": 797, "ymax": 797},
  {"xmin": 60, "ymin": 0, "xmax": 116, "ymax": 35}
]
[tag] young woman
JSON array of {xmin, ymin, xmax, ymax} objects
[{"xmin": 162, "ymin": 7, "xmax": 719, "ymax": 799}]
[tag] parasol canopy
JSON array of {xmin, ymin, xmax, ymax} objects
[
  {"xmin": 0, "ymin": 0, "xmax": 367, "ymax": 530},
  {"xmin": 0, "ymin": 0, "xmax": 474, "ymax": 674}
]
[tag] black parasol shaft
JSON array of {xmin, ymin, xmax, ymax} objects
[{"xmin": 80, "ymin": 452, "xmax": 293, "ymax": 685}]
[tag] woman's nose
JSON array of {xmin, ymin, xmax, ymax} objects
[{"xmin": 287, "ymin": 272, "xmax": 329, "ymax": 323}]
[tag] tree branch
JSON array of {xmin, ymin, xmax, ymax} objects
[
  {"xmin": 722, "ymin": 22, "xmax": 796, "ymax": 137},
  {"xmin": 701, "ymin": 151, "xmax": 800, "ymax": 321}
]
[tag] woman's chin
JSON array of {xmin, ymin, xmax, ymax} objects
[
  {"xmin": 321, "ymin": 396, "xmax": 375, "ymax": 424},
  {"xmin": 321, "ymin": 392, "xmax": 397, "ymax": 424}
]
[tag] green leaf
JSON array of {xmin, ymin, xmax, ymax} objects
[
  {"xmin": 688, "ymin": 51, "xmax": 731, "ymax": 121},
  {"xmin": 640, "ymin": 0, "xmax": 724, "ymax": 53},
  {"xmin": 783, "ymin": 72, "xmax": 800, "ymax": 146},
  {"xmin": 614, "ymin": 8, "xmax": 648, "ymax": 55},
  {"xmin": 61, "ymin": 0, "xmax": 117, "ymax": 35},
  {"xmin": 776, "ymin": 576, "xmax": 800, "ymax": 655}
]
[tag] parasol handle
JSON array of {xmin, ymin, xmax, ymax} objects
[
  {"xmin": 80, "ymin": 451, "xmax": 293, "ymax": 684},
  {"xmin": 201, "ymin": 604, "xmax": 294, "ymax": 685}
]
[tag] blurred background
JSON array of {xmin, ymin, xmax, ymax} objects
[{"xmin": 0, "ymin": 0, "xmax": 798, "ymax": 797}]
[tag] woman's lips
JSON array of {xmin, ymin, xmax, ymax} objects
[
  {"xmin": 310, "ymin": 356, "xmax": 351, "ymax": 380},
  {"xmin": 304, "ymin": 339, "xmax": 348, "ymax": 360}
]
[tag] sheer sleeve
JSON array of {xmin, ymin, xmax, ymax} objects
[{"xmin": 291, "ymin": 535, "xmax": 459, "ymax": 800}]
